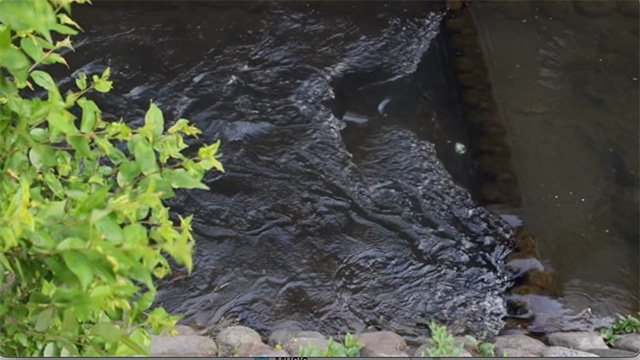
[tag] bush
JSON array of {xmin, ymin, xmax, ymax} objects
[
  {"xmin": 298, "ymin": 333, "xmax": 363, "ymax": 357},
  {"xmin": 0, "ymin": 0, "xmax": 222, "ymax": 356},
  {"xmin": 421, "ymin": 321, "xmax": 463, "ymax": 357},
  {"xmin": 421, "ymin": 324, "xmax": 499, "ymax": 357},
  {"xmin": 601, "ymin": 313, "xmax": 640, "ymax": 346}
]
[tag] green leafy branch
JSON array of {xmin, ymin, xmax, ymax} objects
[
  {"xmin": 0, "ymin": 0, "xmax": 223, "ymax": 356},
  {"xmin": 601, "ymin": 313, "xmax": 640, "ymax": 346}
]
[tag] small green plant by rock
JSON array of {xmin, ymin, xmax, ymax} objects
[
  {"xmin": 478, "ymin": 342, "xmax": 496, "ymax": 357},
  {"xmin": 601, "ymin": 313, "xmax": 640, "ymax": 346},
  {"xmin": 464, "ymin": 335, "xmax": 496, "ymax": 357},
  {"xmin": 421, "ymin": 321, "xmax": 463, "ymax": 357},
  {"xmin": 0, "ymin": 0, "xmax": 223, "ymax": 356},
  {"xmin": 298, "ymin": 333, "xmax": 363, "ymax": 357}
]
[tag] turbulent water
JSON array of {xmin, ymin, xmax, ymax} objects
[{"xmin": 71, "ymin": 2, "xmax": 515, "ymax": 339}]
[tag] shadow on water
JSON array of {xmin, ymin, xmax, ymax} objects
[
  {"xmin": 468, "ymin": 0, "xmax": 639, "ymax": 333},
  {"xmin": 68, "ymin": 1, "xmax": 520, "ymax": 339}
]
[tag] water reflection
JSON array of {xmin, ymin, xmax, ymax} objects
[{"xmin": 472, "ymin": 0, "xmax": 639, "ymax": 330}]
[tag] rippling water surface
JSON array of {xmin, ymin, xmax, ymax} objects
[{"xmin": 69, "ymin": 1, "xmax": 516, "ymax": 339}]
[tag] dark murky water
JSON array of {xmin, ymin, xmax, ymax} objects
[
  {"xmin": 471, "ymin": 1, "xmax": 639, "ymax": 332},
  {"xmin": 69, "ymin": 1, "xmax": 515, "ymax": 339},
  {"xmin": 67, "ymin": 0, "xmax": 638, "ymax": 339}
]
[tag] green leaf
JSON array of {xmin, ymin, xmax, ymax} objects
[
  {"xmin": 168, "ymin": 118, "xmax": 201, "ymax": 136},
  {"xmin": 60, "ymin": 342, "xmax": 79, "ymax": 357},
  {"xmin": 154, "ymin": 134, "xmax": 187, "ymax": 163},
  {"xmin": 120, "ymin": 336, "xmax": 148, "ymax": 355},
  {"xmin": 0, "ymin": 45, "xmax": 29, "ymax": 70},
  {"xmin": 123, "ymin": 224, "xmax": 147, "ymax": 245},
  {"xmin": 31, "ymin": 70, "xmax": 57, "ymax": 92},
  {"xmin": 116, "ymin": 161, "xmax": 140, "ymax": 187},
  {"xmin": 95, "ymin": 215, "xmax": 123, "ymax": 244},
  {"xmin": 77, "ymin": 98, "xmax": 100, "ymax": 132},
  {"xmin": 139, "ymin": 174, "xmax": 174, "ymax": 200},
  {"xmin": 162, "ymin": 169, "xmax": 208, "ymax": 190},
  {"xmin": 198, "ymin": 140, "xmax": 224, "ymax": 172},
  {"xmin": 57, "ymin": 14, "xmax": 82, "ymax": 30},
  {"xmin": 40, "ymin": 200, "xmax": 66, "ymax": 219},
  {"xmin": 44, "ymin": 172, "xmax": 64, "ymax": 196},
  {"xmin": 48, "ymin": 110, "xmax": 78, "ymax": 135},
  {"xmin": 56, "ymin": 237, "xmax": 86, "ymax": 251},
  {"xmin": 61, "ymin": 251, "xmax": 93, "ymax": 290},
  {"xmin": 29, "ymin": 144, "xmax": 57, "ymax": 169},
  {"xmin": 135, "ymin": 291, "xmax": 156, "ymax": 314},
  {"xmin": 51, "ymin": 23, "xmax": 78, "ymax": 35},
  {"xmin": 130, "ymin": 135, "xmax": 158, "ymax": 175},
  {"xmin": 163, "ymin": 240, "xmax": 192, "ymax": 273},
  {"xmin": 73, "ymin": 186, "xmax": 109, "ymax": 218},
  {"xmin": 143, "ymin": 102, "xmax": 164, "ymax": 141},
  {"xmin": 92, "ymin": 68, "xmax": 112, "ymax": 93},
  {"xmin": 106, "ymin": 121, "xmax": 132, "ymax": 141},
  {"xmin": 43, "ymin": 342, "xmax": 58, "ymax": 357},
  {"xmin": 30, "ymin": 127, "xmax": 49, "ymax": 142},
  {"xmin": 98, "ymin": 165, "xmax": 112, "ymax": 176},
  {"xmin": 68, "ymin": 135, "xmax": 92, "ymax": 158},
  {"xmin": 95, "ymin": 137, "xmax": 126, "ymax": 164},
  {"xmin": 0, "ymin": 24, "xmax": 10, "ymax": 47},
  {"xmin": 0, "ymin": 253, "xmax": 13, "ymax": 274},
  {"xmin": 75, "ymin": 73, "xmax": 87, "ymax": 90},
  {"xmin": 90, "ymin": 323, "xmax": 124, "ymax": 343},
  {"xmin": 34, "ymin": 308, "xmax": 54, "ymax": 332},
  {"xmin": 20, "ymin": 36, "xmax": 44, "ymax": 62},
  {"xmin": 41, "ymin": 52, "xmax": 68, "ymax": 67},
  {"xmin": 28, "ymin": 147, "xmax": 44, "ymax": 170}
]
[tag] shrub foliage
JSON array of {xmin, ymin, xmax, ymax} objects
[
  {"xmin": 298, "ymin": 333, "xmax": 364, "ymax": 357},
  {"xmin": 601, "ymin": 313, "xmax": 640, "ymax": 346},
  {"xmin": 0, "ymin": 0, "xmax": 222, "ymax": 356}
]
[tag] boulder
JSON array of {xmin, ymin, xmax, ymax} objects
[
  {"xmin": 237, "ymin": 342, "xmax": 289, "ymax": 357},
  {"xmin": 454, "ymin": 336, "xmax": 479, "ymax": 354},
  {"xmin": 615, "ymin": 334, "xmax": 640, "ymax": 353},
  {"xmin": 174, "ymin": 325, "xmax": 199, "ymax": 336},
  {"xmin": 363, "ymin": 348, "xmax": 409, "ymax": 357},
  {"xmin": 547, "ymin": 331, "xmax": 608, "ymax": 351},
  {"xmin": 586, "ymin": 348, "xmax": 637, "ymax": 357},
  {"xmin": 494, "ymin": 334, "xmax": 547, "ymax": 356},
  {"xmin": 414, "ymin": 344, "xmax": 430, "ymax": 357},
  {"xmin": 406, "ymin": 335, "xmax": 431, "ymax": 348},
  {"xmin": 284, "ymin": 337, "xmax": 329, "ymax": 356},
  {"xmin": 414, "ymin": 345, "xmax": 471, "ymax": 357},
  {"xmin": 356, "ymin": 331, "xmax": 408, "ymax": 357},
  {"xmin": 497, "ymin": 348, "xmax": 537, "ymax": 357},
  {"xmin": 216, "ymin": 326, "xmax": 263, "ymax": 355},
  {"xmin": 268, "ymin": 329, "xmax": 324, "ymax": 346},
  {"xmin": 542, "ymin": 346, "xmax": 598, "ymax": 357},
  {"xmin": 150, "ymin": 335, "xmax": 217, "ymax": 356},
  {"xmin": 459, "ymin": 349, "xmax": 473, "ymax": 357}
]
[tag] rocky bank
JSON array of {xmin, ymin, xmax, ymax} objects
[{"xmin": 150, "ymin": 325, "xmax": 640, "ymax": 357}]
